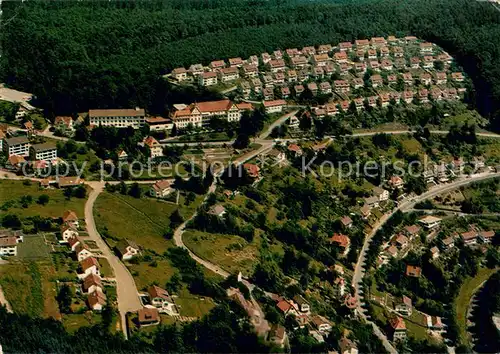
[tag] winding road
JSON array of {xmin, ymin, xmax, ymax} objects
[
  {"xmin": 351, "ymin": 171, "xmax": 500, "ymax": 352},
  {"xmin": 84, "ymin": 181, "xmax": 142, "ymax": 338}
]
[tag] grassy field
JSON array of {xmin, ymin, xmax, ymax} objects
[
  {"xmin": 455, "ymin": 267, "xmax": 498, "ymax": 345},
  {"xmin": 174, "ymin": 288, "xmax": 215, "ymax": 318},
  {"xmin": 62, "ymin": 313, "xmax": 102, "ymax": 332},
  {"xmin": 17, "ymin": 235, "xmax": 52, "ymax": 260},
  {"xmin": 94, "ymin": 192, "xmax": 202, "ymax": 253},
  {"xmin": 98, "ymin": 257, "xmax": 114, "ymax": 278},
  {"xmin": 129, "ymin": 259, "xmax": 177, "ymax": 291},
  {"xmin": 0, "ymin": 180, "xmax": 87, "ymax": 219},
  {"xmin": 183, "ymin": 230, "xmax": 258, "ymax": 276},
  {"xmin": 0, "ymin": 261, "xmax": 60, "ymax": 319}
]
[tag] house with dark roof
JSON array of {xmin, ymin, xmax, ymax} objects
[{"xmin": 116, "ymin": 239, "xmax": 140, "ymax": 260}]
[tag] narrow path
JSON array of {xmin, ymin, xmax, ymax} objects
[{"xmin": 84, "ymin": 182, "xmax": 142, "ymax": 338}]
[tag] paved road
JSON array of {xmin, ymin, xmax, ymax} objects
[
  {"xmin": 351, "ymin": 171, "xmax": 500, "ymax": 352},
  {"xmin": 348, "ymin": 130, "xmax": 500, "ymax": 139},
  {"xmin": 258, "ymin": 110, "xmax": 298, "ymax": 140},
  {"xmin": 84, "ymin": 182, "xmax": 142, "ymax": 338}
]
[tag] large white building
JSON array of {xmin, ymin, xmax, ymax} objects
[
  {"xmin": 3, "ymin": 136, "xmax": 30, "ymax": 157},
  {"xmin": 30, "ymin": 143, "xmax": 57, "ymax": 161},
  {"xmin": 170, "ymin": 100, "xmax": 253, "ymax": 129},
  {"xmin": 88, "ymin": 108, "xmax": 146, "ymax": 129}
]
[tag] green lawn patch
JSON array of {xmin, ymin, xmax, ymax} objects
[
  {"xmin": 183, "ymin": 230, "xmax": 258, "ymax": 276},
  {"xmin": 17, "ymin": 235, "xmax": 51, "ymax": 260},
  {"xmin": 0, "ymin": 180, "xmax": 87, "ymax": 219},
  {"xmin": 62, "ymin": 313, "xmax": 102, "ymax": 333},
  {"xmin": 174, "ymin": 288, "xmax": 215, "ymax": 318},
  {"xmin": 98, "ymin": 257, "xmax": 114, "ymax": 278},
  {"xmin": 128, "ymin": 259, "xmax": 177, "ymax": 291}
]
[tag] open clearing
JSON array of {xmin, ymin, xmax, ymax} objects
[{"xmin": 0, "ymin": 180, "xmax": 87, "ymax": 219}]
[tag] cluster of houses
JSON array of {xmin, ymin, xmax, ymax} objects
[
  {"xmin": 170, "ymin": 36, "xmax": 465, "ymax": 111},
  {"xmin": 58, "ymin": 210, "xmax": 108, "ymax": 311},
  {"xmin": 0, "ymin": 229, "xmax": 24, "ymax": 257},
  {"xmin": 135, "ymin": 285, "xmax": 180, "ymax": 327}
]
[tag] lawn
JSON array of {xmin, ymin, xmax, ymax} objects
[
  {"xmin": 183, "ymin": 230, "xmax": 258, "ymax": 276},
  {"xmin": 0, "ymin": 180, "xmax": 87, "ymax": 219},
  {"xmin": 98, "ymin": 257, "xmax": 114, "ymax": 278},
  {"xmin": 128, "ymin": 259, "xmax": 177, "ymax": 291},
  {"xmin": 0, "ymin": 261, "xmax": 60, "ymax": 319},
  {"xmin": 455, "ymin": 267, "xmax": 498, "ymax": 345},
  {"xmin": 62, "ymin": 313, "xmax": 102, "ymax": 333},
  {"xmin": 17, "ymin": 235, "xmax": 51, "ymax": 260},
  {"xmin": 94, "ymin": 192, "xmax": 202, "ymax": 253},
  {"xmin": 174, "ymin": 288, "xmax": 215, "ymax": 318}
]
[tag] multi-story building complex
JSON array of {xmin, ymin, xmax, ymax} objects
[
  {"xmin": 30, "ymin": 143, "xmax": 57, "ymax": 161},
  {"xmin": 3, "ymin": 136, "xmax": 30, "ymax": 157},
  {"xmin": 88, "ymin": 108, "xmax": 145, "ymax": 129}
]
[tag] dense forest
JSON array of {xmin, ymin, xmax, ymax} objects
[{"xmin": 1, "ymin": 0, "xmax": 500, "ymax": 131}]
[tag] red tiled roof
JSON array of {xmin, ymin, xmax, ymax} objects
[
  {"xmin": 406, "ymin": 265, "xmax": 422, "ymax": 278},
  {"xmin": 80, "ymin": 257, "xmax": 99, "ymax": 272},
  {"xmin": 62, "ymin": 210, "xmax": 78, "ymax": 222},
  {"xmin": 330, "ymin": 233, "xmax": 350, "ymax": 248},
  {"xmin": 390, "ymin": 316, "xmax": 406, "ymax": 330},
  {"xmin": 276, "ymin": 300, "xmax": 292, "ymax": 313}
]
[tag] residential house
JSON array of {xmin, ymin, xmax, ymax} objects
[
  {"xmin": 68, "ymin": 236, "xmax": 82, "ymax": 252},
  {"xmin": 171, "ymin": 100, "xmax": 252, "ymax": 128},
  {"xmin": 442, "ymin": 236, "xmax": 455, "ymax": 250},
  {"xmin": 142, "ymin": 136, "xmax": 163, "ymax": 158},
  {"xmin": 60, "ymin": 224, "xmax": 78, "ymax": 243},
  {"xmin": 361, "ymin": 204, "xmax": 371, "ymax": 219},
  {"xmin": 339, "ymin": 336, "xmax": 358, "ymax": 354},
  {"xmin": 54, "ymin": 116, "xmax": 75, "ymax": 136},
  {"xmin": 334, "ymin": 80, "xmax": 350, "ymax": 93},
  {"xmin": 317, "ymin": 44, "xmax": 332, "ymax": 54},
  {"xmin": 138, "ymin": 307, "xmax": 160, "ymax": 327},
  {"xmin": 339, "ymin": 42, "xmax": 353, "ymax": 51},
  {"xmin": 171, "ymin": 67, "xmax": 188, "ymax": 81},
  {"xmin": 379, "ymin": 92, "xmax": 391, "ymax": 107},
  {"xmin": 148, "ymin": 285, "xmax": 178, "ymax": 314},
  {"xmin": 116, "ymin": 239, "xmax": 140, "ymax": 260},
  {"xmin": 286, "ymin": 48, "xmax": 300, "ymax": 57},
  {"xmin": 420, "ymin": 73, "xmax": 432, "ymax": 85},
  {"xmin": 281, "ymin": 87, "xmax": 291, "ymax": 98},
  {"xmin": 332, "ymin": 276, "xmax": 346, "ymax": 297},
  {"xmin": 355, "ymin": 49, "xmax": 365, "ymax": 60},
  {"xmin": 87, "ymin": 289, "xmax": 107, "ymax": 311},
  {"xmin": 268, "ymin": 149, "xmax": 286, "ymax": 165},
  {"xmin": 229, "ymin": 57, "xmax": 244, "ymax": 67},
  {"xmin": 461, "ymin": 230, "xmax": 478, "ymax": 245},
  {"xmin": 389, "ymin": 316, "xmax": 407, "ymax": 341},
  {"xmin": 83, "ymin": 273, "xmax": 103, "ymax": 294},
  {"xmin": 263, "ymin": 88, "xmax": 274, "ymax": 101},
  {"xmin": 380, "ymin": 46, "xmax": 390, "ymax": 57},
  {"xmin": 263, "ymin": 100, "xmax": 286, "ymax": 114},
  {"xmin": 369, "ymin": 61, "xmax": 381, "ymax": 71},
  {"xmin": 293, "ymin": 295, "xmax": 310, "ymax": 313},
  {"xmin": 273, "ymin": 72, "xmax": 285, "ymax": 84},
  {"xmin": 319, "ymin": 80, "xmax": 332, "ymax": 94},
  {"xmin": 243, "ymin": 163, "xmax": 261, "ymax": 179},
  {"xmin": 386, "ymin": 245, "xmax": 398, "ymax": 258},
  {"xmin": 3, "ymin": 136, "xmax": 30, "ymax": 157},
  {"xmin": 208, "ymin": 204, "xmax": 226, "ymax": 218},
  {"xmin": 150, "ymin": 180, "xmax": 172, "ymax": 198},
  {"xmin": 302, "ymin": 46, "xmax": 316, "ymax": 56},
  {"xmin": 406, "ymin": 265, "xmax": 422, "ymax": 278},
  {"xmin": 395, "ymin": 234, "xmax": 409, "ymax": 249},
  {"xmin": 451, "ymin": 72, "xmax": 464, "ymax": 82},
  {"xmin": 479, "ymin": 230, "xmax": 495, "ymax": 243},
  {"xmin": 6, "ymin": 155, "xmax": 26, "ymax": 171},
  {"xmin": 410, "ymin": 57, "xmax": 420, "ymax": 69},
  {"xmin": 430, "ymin": 246, "xmax": 440, "ymax": 259},
  {"xmin": 217, "ymin": 67, "xmax": 239, "ymax": 82},
  {"xmin": 75, "ymin": 243, "xmax": 93, "ymax": 261},
  {"xmin": 287, "ymin": 144, "xmax": 303, "ymax": 156},
  {"xmin": 419, "ymin": 216, "xmax": 441, "ymax": 229},
  {"xmin": 388, "ymin": 175, "xmax": 404, "ymax": 189},
  {"xmin": 334, "ymin": 51, "xmax": 348, "ymax": 63},
  {"xmin": 269, "ymin": 325, "xmax": 287, "ymax": 348},
  {"xmin": 267, "ymin": 59, "xmax": 286, "ymax": 73},
  {"xmin": 367, "ymin": 96, "xmax": 377, "ymax": 108},
  {"xmin": 313, "ymin": 54, "xmax": 330, "ymax": 66},
  {"xmin": 434, "ymin": 72, "xmax": 447, "ymax": 85},
  {"xmin": 78, "ymin": 257, "xmax": 100, "ymax": 279},
  {"xmin": 311, "ymin": 315, "xmax": 332, "ymax": 334},
  {"xmin": 353, "ymin": 97, "xmax": 364, "ymax": 110},
  {"xmin": 251, "ymin": 78, "xmax": 263, "ymax": 94},
  {"xmin": 387, "ymin": 74, "xmax": 397, "ymax": 84},
  {"xmin": 371, "ymin": 37, "xmax": 387, "ymax": 46},
  {"xmin": 199, "ymin": 71, "xmax": 218, "ymax": 86},
  {"xmin": 430, "ymin": 88, "xmax": 442, "ymax": 101},
  {"xmin": 340, "ymin": 216, "xmax": 353, "ymax": 228},
  {"xmin": 209, "ymin": 60, "xmax": 226, "ymax": 70},
  {"xmin": 402, "ymin": 72, "xmax": 413, "ymax": 86},
  {"xmin": 0, "ymin": 237, "xmax": 18, "ymax": 256},
  {"xmin": 291, "ymin": 56, "xmax": 308, "ymax": 68},
  {"xmin": 354, "ymin": 62, "xmax": 366, "ymax": 73},
  {"xmin": 330, "ymin": 233, "xmax": 351, "ymax": 257},
  {"xmin": 189, "ymin": 64, "xmax": 204, "ymax": 76},
  {"xmin": 393, "ymin": 46, "xmax": 404, "ymax": 57},
  {"xmin": 354, "ymin": 39, "xmax": 370, "ymax": 50},
  {"xmin": 56, "ymin": 176, "xmax": 84, "ymax": 189},
  {"xmin": 243, "ymin": 64, "xmax": 259, "ymax": 78},
  {"xmin": 367, "ymin": 49, "xmax": 377, "ymax": 60},
  {"xmin": 286, "ymin": 70, "xmax": 298, "ymax": 83},
  {"xmin": 276, "ymin": 299, "xmax": 296, "ymax": 317},
  {"xmin": 89, "ymin": 108, "xmax": 146, "ymax": 129},
  {"xmin": 261, "ymin": 52, "xmax": 272, "ymax": 64},
  {"xmin": 420, "ymin": 42, "xmax": 433, "ymax": 54},
  {"xmin": 352, "ymin": 78, "xmax": 364, "ymax": 90},
  {"xmin": 405, "ymin": 225, "xmax": 421, "ymax": 239},
  {"xmin": 394, "ymin": 295, "xmax": 412, "ymax": 316},
  {"xmin": 422, "ymin": 56, "xmax": 434, "ymax": 69},
  {"xmin": 62, "ymin": 210, "xmax": 79, "ymax": 228},
  {"xmin": 365, "ymin": 196, "xmax": 379, "ymax": 209}
]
